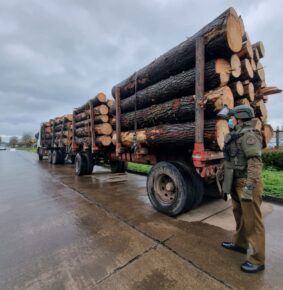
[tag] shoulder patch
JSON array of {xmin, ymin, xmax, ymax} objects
[{"xmin": 246, "ymin": 136, "xmax": 256, "ymax": 145}]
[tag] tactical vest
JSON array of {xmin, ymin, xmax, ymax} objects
[{"xmin": 223, "ymin": 123, "xmax": 262, "ymax": 178}]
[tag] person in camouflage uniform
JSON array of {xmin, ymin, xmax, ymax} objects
[{"xmin": 218, "ymin": 105, "xmax": 265, "ymax": 273}]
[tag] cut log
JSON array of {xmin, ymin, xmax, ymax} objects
[
  {"xmin": 256, "ymin": 86, "xmax": 282, "ymax": 97},
  {"xmin": 230, "ymin": 54, "xmax": 241, "ymax": 78},
  {"xmin": 254, "ymin": 62, "xmax": 265, "ymax": 82},
  {"xmin": 240, "ymin": 59, "xmax": 254, "ymax": 80},
  {"xmin": 112, "ymin": 8, "xmax": 242, "ymax": 99},
  {"xmin": 75, "ymin": 93, "xmax": 107, "ymax": 114},
  {"xmin": 253, "ymin": 48, "xmax": 260, "ymax": 62},
  {"xmin": 262, "ymin": 124, "xmax": 273, "ymax": 148},
  {"xmin": 75, "ymin": 105, "xmax": 109, "ymax": 122},
  {"xmin": 111, "ymin": 59, "xmax": 231, "ymax": 114},
  {"xmin": 253, "ymin": 99, "xmax": 268, "ymax": 123},
  {"xmin": 235, "ymin": 98, "xmax": 250, "ymax": 106},
  {"xmin": 243, "ymin": 32, "xmax": 250, "ymax": 42},
  {"xmin": 243, "ymin": 82, "xmax": 255, "ymax": 101},
  {"xmin": 75, "ymin": 123, "xmax": 113, "ymax": 136},
  {"xmin": 253, "ymin": 80, "xmax": 266, "ymax": 91},
  {"xmin": 229, "ymin": 81, "xmax": 244, "ymax": 98},
  {"xmin": 252, "ymin": 42, "xmax": 265, "ymax": 58},
  {"xmin": 75, "ymin": 115, "xmax": 110, "ymax": 128},
  {"xmin": 111, "ymin": 87, "xmax": 233, "ymax": 130},
  {"xmin": 237, "ymin": 40, "xmax": 253, "ymax": 59},
  {"xmin": 250, "ymin": 58, "xmax": 257, "ymax": 72},
  {"xmin": 251, "ymin": 118, "xmax": 263, "ymax": 131},
  {"xmin": 112, "ymin": 119, "xmax": 229, "ymax": 151},
  {"xmin": 107, "ymin": 99, "xmax": 114, "ymax": 108},
  {"xmin": 74, "ymin": 135, "xmax": 112, "ymax": 146}
]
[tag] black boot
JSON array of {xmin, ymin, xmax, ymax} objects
[
  {"xmin": 241, "ymin": 261, "xmax": 265, "ymax": 273},
  {"xmin": 222, "ymin": 242, "xmax": 247, "ymax": 254}
]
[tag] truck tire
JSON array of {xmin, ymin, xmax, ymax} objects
[
  {"xmin": 84, "ymin": 152, "xmax": 94, "ymax": 175},
  {"xmin": 147, "ymin": 161, "xmax": 195, "ymax": 216},
  {"xmin": 37, "ymin": 148, "xmax": 43, "ymax": 161},
  {"xmin": 48, "ymin": 150, "xmax": 53, "ymax": 164},
  {"xmin": 75, "ymin": 153, "xmax": 87, "ymax": 176},
  {"xmin": 110, "ymin": 160, "xmax": 126, "ymax": 173},
  {"xmin": 58, "ymin": 150, "xmax": 65, "ymax": 164},
  {"xmin": 173, "ymin": 161, "xmax": 204, "ymax": 208},
  {"xmin": 52, "ymin": 150, "xmax": 60, "ymax": 165}
]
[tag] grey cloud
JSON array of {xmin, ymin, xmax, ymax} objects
[{"xmin": 0, "ymin": 0, "xmax": 282, "ymax": 140}]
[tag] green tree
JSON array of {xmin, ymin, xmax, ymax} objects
[
  {"xmin": 9, "ymin": 136, "xmax": 18, "ymax": 148},
  {"xmin": 21, "ymin": 132, "xmax": 33, "ymax": 147}
]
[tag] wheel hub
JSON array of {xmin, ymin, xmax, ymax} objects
[{"xmin": 154, "ymin": 174, "xmax": 177, "ymax": 205}]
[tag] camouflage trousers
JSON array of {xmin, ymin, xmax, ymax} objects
[{"xmin": 231, "ymin": 177, "xmax": 265, "ymax": 265}]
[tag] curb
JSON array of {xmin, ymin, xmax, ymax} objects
[{"xmin": 263, "ymin": 195, "xmax": 283, "ymax": 205}]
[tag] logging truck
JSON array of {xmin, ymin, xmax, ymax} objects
[
  {"xmin": 37, "ymin": 114, "xmax": 74, "ymax": 164},
  {"xmin": 37, "ymin": 7, "xmax": 277, "ymax": 216}
]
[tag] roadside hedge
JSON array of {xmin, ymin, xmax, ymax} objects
[{"xmin": 262, "ymin": 149, "xmax": 283, "ymax": 169}]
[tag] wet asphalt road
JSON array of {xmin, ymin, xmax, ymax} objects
[{"xmin": 0, "ymin": 150, "xmax": 282, "ymax": 289}]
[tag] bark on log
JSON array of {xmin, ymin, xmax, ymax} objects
[
  {"xmin": 250, "ymin": 58, "xmax": 257, "ymax": 72},
  {"xmin": 230, "ymin": 54, "xmax": 241, "ymax": 78},
  {"xmin": 254, "ymin": 62, "xmax": 265, "ymax": 82},
  {"xmin": 240, "ymin": 59, "xmax": 254, "ymax": 80},
  {"xmin": 252, "ymin": 42, "xmax": 265, "ymax": 58},
  {"xmin": 235, "ymin": 98, "xmax": 250, "ymax": 106},
  {"xmin": 253, "ymin": 48, "xmax": 260, "ymax": 62},
  {"xmin": 256, "ymin": 86, "xmax": 282, "ymax": 97},
  {"xmin": 75, "ymin": 105, "xmax": 109, "ymax": 122},
  {"xmin": 74, "ymin": 136, "xmax": 112, "ymax": 146},
  {"xmin": 112, "ymin": 8, "xmax": 242, "ymax": 99},
  {"xmin": 238, "ymin": 16, "xmax": 245, "ymax": 38},
  {"xmin": 253, "ymin": 80, "xmax": 266, "ymax": 91},
  {"xmin": 237, "ymin": 40, "xmax": 253, "ymax": 59},
  {"xmin": 111, "ymin": 86, "xmax": 233, "ymax": 131},
  {"xmin": 75, "ymin": 115, "xmax": 110, "ymax": 128},
  {"xmin": 74, "ymin": 93, "xmax": 107, "ymax": 114},
  {"xmin": 111, "ymin": 59, "xmax": 231, "ymax": 114},
  {"xmin": 253, "ymin": 99, "xmax": 268, "ymax": 123},
  {"xmin": 75, "ymin": 123, "xmax": 113, "ymax": 136},
  {"xmin": 242, "ymin": 82, "xmax": 255, "ymax": 101},
  {"xmin": 112, "ymin": 119, "xmax": 229, "ymax": 151},
  {"xmin": 107, "ymin": 99, "xmax": 114, "ymax": 108},
  {"xmin": 262, "ymin": 124, "xmax": 273, "ymax": 148},
  {"xmin": 229, "ymin": 81, "xmax": 244, "ymax": 98}
]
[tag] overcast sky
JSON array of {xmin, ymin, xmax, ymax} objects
[{"xmin": 0, "ymin": 0, "xmax": 282, "ymax": 141}]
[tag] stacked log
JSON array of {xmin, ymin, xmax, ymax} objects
[
  {"xmin": 73, "ymin": 93, "xmax": 113, "ymax": 147},
  {"xmin": 41, "ymin": 114, "xmax": 73, "ymax": 147},
  {"xmin": 110, "ymin": 7, "xmax": 280, "ymax": 151}
]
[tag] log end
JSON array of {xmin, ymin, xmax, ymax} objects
[
  {"xmin": 230, "ymin": 54, "xmax": 241, "ymax": 78},
  {"xmin": 216, "ymin": 119, "xmax": 230, "ymax": 150},
  {"xmin": 256, "ymin": 62, "xmax": 265, "ymax": 82},
  {"xmin": 213, "ymin": 86, "xmax": 234, "ymax": 111},
  {"xmin": 215, "ymin": 59, "xmax": 231, "ymax": 85},
  {"xmin": 226, "ymin": 8, "xmax": 243, "ymax": 53}
]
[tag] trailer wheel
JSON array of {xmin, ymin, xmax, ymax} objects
[
  {"xmin": 52, "ymin": 150, "xmax": 60, "ymax": 165},
  {"xmin": 75, "ymin": 153, "xmax": 87, "ymax": 176},
  {"xmin": 37, "ymin": 148, "xmax": 43, "ymax": 161},
  {"xmin": 48, "ymin": 150, "xmax": 53, "ymax": 164},
  {"xmin": 84, "ymin": 153, "xmax": 94, "ymax": 175},
  {"xmin": 110, "ymin": 160, "xmax": 126, "ymax": 173},
  {"xmin": 147, "ymin": 161, "xmax": 195, "ymax": 216},
  {"xmin": 173, "ymin": 161, "xmax": 204, "ymax": 208}
]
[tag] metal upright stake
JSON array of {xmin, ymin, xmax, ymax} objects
[
  {"xmin": 192, "ymin": 37, "xmax": 206, "ymax": 169},
  {"xmin": 115, "ymin": 86, "xmax": 122, "ymax": 156}
]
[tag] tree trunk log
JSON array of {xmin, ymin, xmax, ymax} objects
[
  {"xmin": 229, "ymin": 81, "xmax": 244, "ymax": 97},
  {"xmin": 75, "ymin": 123, "xmax": 113, "ymax": 136},
  {"xmin": 111, "ymin": 86, "xmax": 233, "ymax": 130},
  {"xmin": 240, "ymin": 59, "xmax": 254, "ymax": 80},
  {"xmin": 242, "ymin": 82, "xmax": 255, "ymax": 101},
  {"xmin": 262, "ymin": 124, "xmax": 273, "ymax": 148},
  {"xmin": 252, "ymin": 42, "xmax": 265, "ymax": 58},
  {"xmin": 111, "ymin": 59, "xmax": 231, "ymax": 114},
  {"xmin": 256, "ymin": 86, "xmax": 282, "ymax": 97},
  {"xmin": 254, "ymin": 62, "xmax": 265, "ymax": 82},
  {"xmin": 74, "ymin": 135, "xmax": 112, "ymax": 146},
  {"xmin": 112, "ymin": 8, "xmax": 242, "ymax": 99},
  {"xmin": 75, "ymin": 105, "xmax": 109, "ymax": 122},
  {"xmin": 230, "ymin": 54, "xmax": 241, "ymax": 78},
  {"xmin": 74, "ymin": 93, "xmax": 107, "ymax": 114},
  {"xmin": 112, "ymin": 119, "xmax": 228, "ymax": 151},
  {"xmin": 235, "ymin": 98, "xmax": 250, "ymax": 106},
  {"xmin": 237, "ymin": 40, "xmax": 253, "ymax": 59},
  {"xmin": 253, "ymin": 99, "xmax": 268, "ymax": 123}
]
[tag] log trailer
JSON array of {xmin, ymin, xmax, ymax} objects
[
  {"xmin": 37, "ymin": 114, "xmax": 74, "ymax": 164},
  {"xmin": 37, "ymin": 7, "xmax": 277, "ymax": 216}
]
